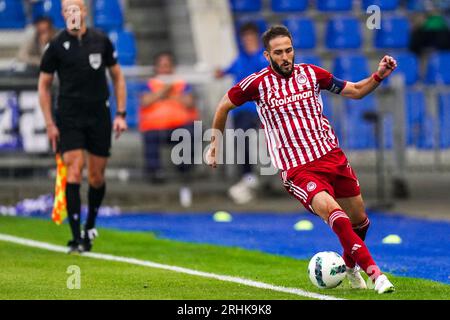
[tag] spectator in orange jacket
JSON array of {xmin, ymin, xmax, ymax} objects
[{"xmin": 139, "ymin": 52, "xmax": 198, "ymax": 195}]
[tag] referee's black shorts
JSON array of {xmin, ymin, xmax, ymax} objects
[{"xmin": 56, "ymin": 98, "xmax": 112, "ymax": 157}]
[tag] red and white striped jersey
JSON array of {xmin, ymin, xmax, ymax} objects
[{"xmin": 228, "ymin": 64, "xmax": 346, "ymax": 171}]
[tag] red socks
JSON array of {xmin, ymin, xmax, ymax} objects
[
  {"xmin": 329, "ymin": 209, "xmax": 381, "ymax": 280},
  {"xmin": 343, "ymin": 216, "xmax": 371, "ymax": 268}
]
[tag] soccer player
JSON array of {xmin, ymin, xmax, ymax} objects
[
  {"xmin": 38, "ymin": 0, "xmax": 127, "ymax": 254},
  {"xmin": 207, "ymin": 26, "xmax": 396, "ymax": 294}
]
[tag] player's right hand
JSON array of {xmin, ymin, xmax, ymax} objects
[
  {"xmin": 206, "ymin": 147, "xmax": 217, "ymax": 168},
  {"xmin": 46, "ymin": 123, "xmax": 60, "ymax": 153}
]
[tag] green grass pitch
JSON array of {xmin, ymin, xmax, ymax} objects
[{"xmin": 0, "ymin": 216, "xmax": 448, "ymax": 300}]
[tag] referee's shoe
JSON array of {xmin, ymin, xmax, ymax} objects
[
  {"xmin": 67, "ymin": 240, "xmax": 84, "ymax": 255},
  {"xmin": 81, "ymin": 228, "xmax": 99, "ymax": 252}
]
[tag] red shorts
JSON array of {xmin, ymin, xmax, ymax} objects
[{"xmin": 281, "ymin": 148, "xmax": 361, "ymax": 214}]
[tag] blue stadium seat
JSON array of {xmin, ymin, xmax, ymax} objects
[
  {"xmin": 361, "ymin": 0, "xmax": 399, "ymax": 11},
  {"xmin": 333, "ymin": 54, "xmax": 369, "ymax": 82},
  {"xmin": 375, "ymin": 16, "xmax": 410, "ymax": 48},
  {"xmin": 405, "ymin": 90, "xmax": 434, "ymax": 149},
  {"xmin": 383, "ymin": 113, "xmax": 394, "ymax": 149},
  {"xmin": 230, "ymin": 0, "xmax": 262, "ymax": 12},
  {"xmin": 320, "ymin": 93, "xmax": 333, "ymax": 120},
  {"xmin": 0, "ymin": 0, "xmax": 26, "ymax": 29},
  {"xmin": 109, "ymin": 80, "xmax": 147, "ymax": 129},
  {"xmin": 109, "ymin": 30, "xmax": 137, "ymax": 66},
  {"xmin": 235, "ymin": 17, "xmax": 267, "ymax": 35},
  {"xmin": 320, "ymin": 93, "xmax": 344, "ymax": 142},
  {"xmin": 326, "ymin": 16, "xmax": 362, "ymax": 49},
  {"xmin": 439, "ymin": 93, "xmax": 450, "ymax": 148},
  {"xmin": 93, "ymin": 0, "xmax": 124, "ymax": 32},
  {"xmin": 334, "ymin": 52, "xmax": 371, "ymax": 151},
  {"xmin": 344, "ymin": 96, "xmax": 377, "ymax": 149},
  {"xmin": 272, "ymin": 0, "xmax": 308, "ymax": 12},
  {"xmin": 425, "ymin": 52, "xmax": 450, "ymax": 85},
  {"xmin": 382, "ymin": 52, "xmax": 419, "ymax": 85},
  {"xmin": 283, "ymin": 18, "xmax": 315, "ymax": 49},
  {"xmin": 125, "ymin": 80, "xmax": 147, "ymax": 129},
  {"xmin": 407, "ymin": 0, "xmax": 427, "ymax": 11},
  {"xmin": 317, "ymin": 0, "xmax": 352, "ymax": 11},
  {"xmin": 295, "ymin": 54, "xmax": 322, "ymax": 66},
  {"xmin": 32, "ymin": 0, "xmax": 65, "ymax": 28},
  {"xmin": 394, "ymin": 52, "xmax": 419, "ymax": 85}
]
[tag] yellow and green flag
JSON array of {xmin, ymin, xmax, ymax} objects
[{"xmin": 51, "ymin": 153, "xmax": 68, "ymax": 225}]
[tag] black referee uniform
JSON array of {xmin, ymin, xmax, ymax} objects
[
  {"xmin": 40, "ymin": 27, "xmax": 118, "ymax": 157},
  {"xmin": 40, "ymin": 27, "xmax": 121, "ymax": 253}
]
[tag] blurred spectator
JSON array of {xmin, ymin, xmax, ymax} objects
[
  {"xmin": 17, "ymin": 16, "xmax": 56, "ymax": 68},
  {"xmin": 139, "ymin": 52, "xmax": 198, "ymax": 206},
  {"xmin": 409, "ymin": 11, "xmax": 450, "ymax": 56},
  {"xmin": 215, "ymin": 22, "xmax": 267, "ymax": 204}
]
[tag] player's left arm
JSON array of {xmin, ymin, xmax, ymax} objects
[
  {"xmin": 341, "ymin": 55, "xmax": 397, "ymax": 100},
  {"xmin": 108, "ymin": 64, "xmax": 128, "ymax": 139}
]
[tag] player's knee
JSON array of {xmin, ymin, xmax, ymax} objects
[
  {"xmin": 311, "ymin": 191, "xmax": 342, "ymax": 221},
  {"xmin": 67, "ymin": 167, "xmax": 83, "ymax": 183},
  {"xmin": 88, "ymin": 171, "xmax": 105, "ymax": 188}
]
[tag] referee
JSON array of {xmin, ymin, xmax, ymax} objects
[{"xmin": 39, "ymin": 0, "xmax": 127, "ymax": 254}]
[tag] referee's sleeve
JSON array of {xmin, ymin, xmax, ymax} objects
[
  {"xmin": 104, "ymin": 36, "xmax": 118, "ymax": 67},
  {"xmin": 40, "ymin": 42, "xmax": 58, "ymax": 74}
]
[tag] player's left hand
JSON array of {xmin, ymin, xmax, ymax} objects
[
  {"xmin": 377, "ymin": 55, "xmax": 397, "ymax": 80},
  {"xmin": 113, "ymin": 116, "xmax": 128, "ymax": 140}
]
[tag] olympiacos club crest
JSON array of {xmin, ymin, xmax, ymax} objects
[
  {"xmin": 297, "ymin": 74, "xmax": 307, "ymax": 86},
  {"xmin": 307, "ymin": 181, "xmax": 317, "ymax": 192}
]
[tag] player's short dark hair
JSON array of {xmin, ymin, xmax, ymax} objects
[
  {"xmin": 262, "ymin": 25, "xmax": 293, "ymax": 50},
  {"xmin": 239, "ymin": 22, "xmax": 260, "ymax": 36}
]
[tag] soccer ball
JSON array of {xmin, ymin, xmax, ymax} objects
[{"xmin": 308, "ymin": 251, "xmax": 347, "ymax": 289}]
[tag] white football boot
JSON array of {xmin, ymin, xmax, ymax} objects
[
  {"xmin": 374, "ymin": 274, "xmax": 395, "ymax": 294},
  {"xmin": 346, "ymin": 265, "xmax": 367, "ymax": 289}
]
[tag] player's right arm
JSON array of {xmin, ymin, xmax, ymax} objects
[
  {"xmin": 207, "ymin": 94, "xmax": 237, "ymax": 168},
  {"xmin": 38, "ymin": 71, "xmax": 59, "ymax": 152}
]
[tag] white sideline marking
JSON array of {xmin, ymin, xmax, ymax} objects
[{"xmin": 0, "ymin": 233, "xmax": 344, "ymax": 300}]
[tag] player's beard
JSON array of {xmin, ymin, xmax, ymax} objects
[{"xmin": 270, "ymin": 55, "xmax": 294, "ymax": 78}]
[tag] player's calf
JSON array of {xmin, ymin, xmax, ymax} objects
[
  {"xmin": 328, "ymin": 209, "xmax": 383, "ymax": 280},
  {"xmin": 352, "ymin": 216, "xmax": 370, "ymax": 241}
]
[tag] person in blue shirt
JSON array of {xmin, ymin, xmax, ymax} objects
[{"xmin": 215, "ymin": 23, "xmax": 267, "ymax": 204}]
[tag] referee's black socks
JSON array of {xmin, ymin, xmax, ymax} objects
[
  {"xmin": 66, "ymin": 183, "xmax": 82, "ymax": 243},
  {"xmin": 85, "ymin": 184, "xmax": 106, "ymax": 230}
]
